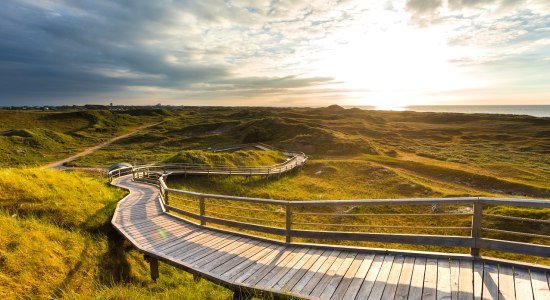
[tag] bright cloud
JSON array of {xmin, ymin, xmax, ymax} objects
[{"xmin": 0, "ymin": 0, "xmax": 548, "ymax": 106}]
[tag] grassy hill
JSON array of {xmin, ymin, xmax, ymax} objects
[
  {"xmin": 0, "ymin": 110, "xmax": 165, "ymax": 167},
  {"xmin": 0, "ymin": 168, "xmax": 231, "ymax": 299},
  {"xmin": 0, "ymin": 106, "xmax": 548, "ymax": 298}
]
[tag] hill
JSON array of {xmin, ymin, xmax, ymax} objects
[{"xmin": 0, "ymin": 168, "xmax": 231, "ymax": 299}]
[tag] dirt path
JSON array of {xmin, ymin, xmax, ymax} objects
[{"xmin": 43, "ymin": 121, "xmax": 163, "ymax": 169}]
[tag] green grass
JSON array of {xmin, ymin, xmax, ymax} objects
[
  {"xmin": 165, "ymin": 149, "xmax": 287, "ymax": 166},
  {"xmin": 1, "ymin": 106, "xmax": 549, "ymax": 298},
  {"xmin": 0, "ymin": 168, "xmax": 232, "ymax": 299},
  {"xmin": 0, "ymin": 110, "xmax": 164, "ymax": 167}
]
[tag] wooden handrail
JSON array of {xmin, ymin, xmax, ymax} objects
[{"xmin": 112, "ymin": 144, "xmax": 550, "ymax": 258}]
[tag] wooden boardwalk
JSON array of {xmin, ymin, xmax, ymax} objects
[{"xmin": 112, "ymin": 175, "xmax": 550, "ymax": 300}]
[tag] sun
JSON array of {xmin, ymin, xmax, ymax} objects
[{"xmin": 307, "ymin": 15, "xmax": 484, "ymax": 107}]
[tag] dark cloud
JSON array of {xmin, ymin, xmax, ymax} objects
[{"xmin": 0, "ymin": 0, "xmax": 336, "ymax": 105}]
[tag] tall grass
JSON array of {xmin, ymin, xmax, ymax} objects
[{"xmin": 0, "ymin": 168, "xmax": 232, "ymax": 299}]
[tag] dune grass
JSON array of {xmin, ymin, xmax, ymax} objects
[{"xmin": 0, "ymin": 168, "xmax": 232, "ymax": 299}]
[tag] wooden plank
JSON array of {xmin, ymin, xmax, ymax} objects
[
  {"xmin": 422, "ymin": 258, "xmax": 438, "ymax": 300},
  {"xmin": 223, "ymin": 244, "xmax": 283, "ymax": 280},
  {"xmin": 316, "ymin": 252, "xmax": 358, "ymax": 299},
  {"xmin": 291, "ymin": 230, "xmax": 474, "ymax": 248},
  {"xmin": 297, "ymin": 251, "xmax": 345, "ymax": 295},
  {"xmin": 531, "ymin": 270, "xmax": 550, "ymax": 300},
  {"xmin": 394, "ymin": 256, "xmax": 415, "ymax": 300},
  {"xmin": 212, "ymin": 241, "xmax": 270, "ymax": 274},
  {"xmin": 473, "ymin": 261, "xmax": 484, "ymax": 300},
  {"xmin": 458, "ymin": 260, "xmax": 473, "ymax": 300},
  {"xmin": 380, "ymin": 255, "xmax": 404, "ymax": 299},
  {"xmin": 201, "ymin": 240, "xmax": 261, "ymax": 272},
  {"xmin": 331, "ymin": 253, "xmax": 373, "ymax": 300},
  {"xmin": 273, "ymin": 249, "xmax": 324, "ymax": 291},
  {"xmin": 450, "ymin": 259, "xmax": 460, "ymax": 300},
  {"xmin": 366, "ymin": 254, "xmax": 395, "ymax": 300},
  {"xmin": 191, "ymin": 237, "xmax": 251, "ymax": 268},
  {"xmin": 291, "ymin": 250, "xmax": 340, "ymax": 294},
  {"xmin": 258, "ymin": 248, "xmax": 310, "ymax": 288},
  {"xmin": 513, "ymin": 268, "xmax": 533, "ymax": 300},
  {"xmin": 437, "ymin": 259, "xmax": 451, "ymax": 300},
  {"xmin": 157, "ymin": 231, "xmax": 210, "ymax": 254},
  {"xmin": 163, "ymin": 231, "xmax": 220, "ymax": 256},
  {"xmin": 353, "ymin": 254, "xmax": 385, "ymax": 299},
  {"xmin": 240, "ymin": 247, "xmax": 297, "ymax": 285},
  {"xmin": 408, "ymin": 257, "xmax": 427, "ymax": 300},
  {"xmin": 302, "ymin": 251, "xmax": 350, "ymax": 296},
  {"xmin": 482, "ymin": 263, "xmax": 498, "ymax": 300},
  {"xmin": 477, "ymin": 239, "xmax": 550, "ymax": 258},
  {"xmin": 182, "ymin": 235, "xmax": 242, "ymax": 264},
  {"xmin": 171, "ymin": 232, "xmax": 231, "ymax": 260},
  {"xmin": 498, "ymin": 265, "xmax": 515, "ymax": 300},
  {"xmin": 283, "ymin": 250, "xmax": 333, "ymax": 292}
]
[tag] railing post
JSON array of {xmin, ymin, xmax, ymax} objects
[
  {"xmin": 471, "ymin": 198, "xmax": 483, "ymax": 256},
  {"xmin": 164, "ymin": 189, "xmax": 170, "ymax": 212},
  {"xmin": 199, "ymin": 196, "xmax": 206, "ymax": 226},
  {"xmin": 285, "ymin": 204, "xmax": 292, "ymax": 244}
]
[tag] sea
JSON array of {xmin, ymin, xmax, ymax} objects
[{"xmin": 347, "ymin": 105, "xmax": 550, "ymax": 118}]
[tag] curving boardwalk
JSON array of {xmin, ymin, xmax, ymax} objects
[{"xmin": 112, "ymin": 174, "xmax": 550, "ymax": 300}]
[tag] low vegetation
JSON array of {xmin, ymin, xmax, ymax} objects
[
  {"xmin": 0, "ymin": 168, "xmax": 232, "ymax": 299},
  {"xmin": 0, "ymin": 106, "xmax": 548, "ymax": 298}
]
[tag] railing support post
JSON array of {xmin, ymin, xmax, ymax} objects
[
  {"xmin": 199, "ymin": 196, "xmax": 206, "ymax": 226},
  {"xmin": 285, "ymin": 204, "xmax": 292, "ymax": 244},
  {"xmin": 164, "ymin": 189, "xmax": 170, "ymax": 212},
  {"xmin": 144, "ymin": 255, "xmax": 159, "ymax": 282},
  {"xmin": 471, "ymin": 198, "xmax": 483, "ymax": 256}
]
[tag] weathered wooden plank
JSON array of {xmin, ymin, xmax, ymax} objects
[
  {"xmin": 303, "ymin": 251, "xmax": 350, "ymax": 296},
  {"xmin": 223, "ymin": 244, "xmax": 284, "ymax": 281},
  {"xmin": 258, "ymin": 248, "xmax": 310, "ymax": 289},
  {"xmin": 297, "ymin": 251, "xmax": 345, "ymax": 295},
  {"xmin": 316, "ymin": 252, "xmax": 357, "ymax": 299},
  {"xmin": 450, "ymin": 259, "xmax": 460, "ymax": 300},
  {"xmin": 290, "ymin": 250, "xmax": 340, "ymax": 294},
  {"xmin": 290, "ymin": 230, "xmax": 474, "ymax": 248},
  {"xmin": 201, "ymin": 240, "xmax": 261, "ymax": 272},
  {"xmin": 283, "ymin": 249, "xmax": 333, "ymax": 292},
  {"xmin": 437, "ymin": 259, "xmax": 451, "ymax": 300},
  {"xmin": 394, "ymin": 256, "xmax": 415, "ymax": 300},
  {"xmin": 273, "ymin": 249, "xmax": 324, "ymax": 291},
  {"xmin": 353, "ymin": 254, "xmax": 385, "ymax": 299},
  {"xmin": 183, "ymin": 235, "xmax": 242, "ymax": 264},
  {"xmin": 331, "ymin": 253, "xmax": 372, "ymax": 300},
  {"xmin": 191, "ymin": 237, "xmax": 251, "ymax": 268},
  {"xmin": 531, "ymin": 270, "xmax": 550, "ymax": 300},
  {"xmin": 157, "ymin": 231, "xmax": 210, "ymax": 254},
  {"xmin": 367, "ymin": 254, "xmax": 395, "ymax": 300},
  {"xmin": 458, "ymin": 260, "xmax": 473, "ymax": 300},
  {"xmin": 513, "ymin": 268, "xmax": 533, "ymax": 300},
  {"xmin": 241, "ymin": 247, "xmax": 297, "ymax": 285},
  {"xmin": 498, "ymin": 265, "xmax": 515, "ymax": 300},
  {"xmin": 482, "ymin": 263, "xmax": 498, "ymax": 300},
  {"xmin": 163, "ymin": 231, "xmax": 221, "ymax": 256},
  {"xmin": 380, "ymin": 255, "xmax": 404, "ymax": 299},
  {"xmin": 408, "ymin": 257, "xmax": 427, "ymax": 300},
  {"xmin": 212, "ymin": 242, "xmax": 271, "ymax": 275},
  {"xmin": 171, "ymin": 232, "xmax": 231, "ymax": 260},
  {"xmin": 422, "ymin": 258, "xmax": 438, "ymax": 300},
  {"xmin": 473, "ymin": 261, "xmax": 484, "ymax": 300}
]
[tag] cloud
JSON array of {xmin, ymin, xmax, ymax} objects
[{"xmin": 0, "ymin": 0, "xmax": 548, "ymax": 106}]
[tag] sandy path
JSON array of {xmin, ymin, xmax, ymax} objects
[{"xmin": 43, "ymin": 121, "xmax": 163, "ymax": 169}]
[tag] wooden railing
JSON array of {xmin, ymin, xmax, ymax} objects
[
  {"xmin": 130, "ymin": 170, "xmax": 550, "ymax": 258},
  {"xmin": 109, "ymin": 144, "xmax": 548, "ymax": 259}
]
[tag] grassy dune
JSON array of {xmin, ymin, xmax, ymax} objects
[
  {"xmin": 0, "ymin": 168, "xmax": 231, "ymax": 299},
  {"xmin": 0, "ymin": 106, "xmax": 548, "ymax": 298},
  {"xmin": 0, "ymin": 110, "xmax": 167, "ymax": 167}
]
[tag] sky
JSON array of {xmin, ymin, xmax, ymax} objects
[{"xmin": 0, "ymin": 0, "xmax": 549, "ymax": 107}]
